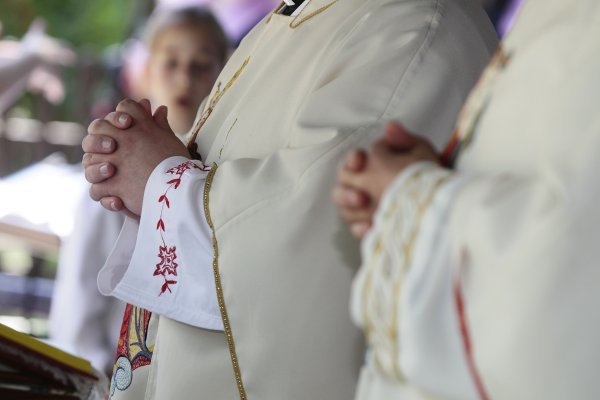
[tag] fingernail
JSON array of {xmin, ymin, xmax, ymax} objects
[
  {"xmin": 102, "ymin": 139, "xmax": 112, "ymax": 150},
  {"xmin": 100, "ymin": 164, "xmax": 109, "ymax": 176},
  {"xmin": 110, "ymin": 201, "xmax": 118, "ymax": 211},
  {"xmin": 118, "ymin": 114, "xmax": 128, "ymax": 126}
]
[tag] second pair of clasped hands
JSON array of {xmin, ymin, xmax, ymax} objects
[{"xmin": 82, "ymin": 99, "xmax": 442, "ymax": 238}]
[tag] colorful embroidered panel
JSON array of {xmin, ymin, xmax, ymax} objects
[{"xmin": 110, "ymin": 305, "xmax": 154, "ymax": 398}]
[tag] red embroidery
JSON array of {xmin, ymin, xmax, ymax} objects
[
  {"xmin": 154, "ymin": 246, "xmax": 178, "ymax": 295},
  {"xmin": 154, "ymin": 160, "xmax": 207, "ymax": 296},
  {"xmin": 165, "ymin": 161, "xmax": 208, "ymax": 189}
]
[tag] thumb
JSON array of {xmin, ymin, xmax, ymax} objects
[
  {"xmin": 153, "ymin": 105, "xmax": 171, "ymax": 130},
  {"xmin": 383, "ymin": 122, "xmax": 417, "ymax": 151}
]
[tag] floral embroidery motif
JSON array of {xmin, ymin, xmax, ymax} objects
[
  {"xmin": 110, "ymin": 305, "xmax": 153, "ymax": 398},
  {"xmin": 155, "ymin": 160, "xmax": 209, "ymax": 296},
  {"xmin": 166, "ymin": 161, "xmax": 205, "ymax": 180},
  {"xmin": 154, "ymin": 245, "xmax": 178, "ymax": 276}
]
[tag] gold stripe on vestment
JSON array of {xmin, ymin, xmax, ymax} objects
[
  {"xmin": 187, "ymin": 58, "xmax": 250, "ymax": 159},
  {"xmin": 203, "ymin": 164, "xmax": 248, "ymax": 400}
]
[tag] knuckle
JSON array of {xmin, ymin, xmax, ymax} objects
[
  {"xmin": 82, "ymin": 153, "xmax": 92, "ymax": 166},
  {"xmin": 88, "ymin": 118, "xmax": 105, "ymax": 134},
  {"xmin": 116, "ymin": 98, "xmax": 136, "ymax": 111},
  {"xmin": 100, "ymin": 198, "xmax": 113, "ymax": 211},
  {"xmin": 81, "ymin": 135, "xmax": 91, "ymax": 152},
  {"xmin": 105, "ymin": 112, "xmax": 118, "ymax": 124},
  {"xmin": 89, "ymin": 185, "xmax": 101, "ymax": 201},
  {"xmin": 84, "ymin": 165, "xmax": 98, "ymax": 183},
  {"xmin": 82, "ymin": 135, "xmax": 102, "ymax": 153}
]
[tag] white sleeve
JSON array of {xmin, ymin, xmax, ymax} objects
[
  {"xmin": 353, "ymin": 19, "xmax": 600, "ymax": 400},
  {"xmin": 98, "ymin": 156, "xmax": 223, "ymax": 331},
  {"xmin": 355, "ymin": 140, "xmax": 600, "ymax": 399},
  {"xmin": 352, "ymin": 162, "xmax": 481, "ymax": 400}
]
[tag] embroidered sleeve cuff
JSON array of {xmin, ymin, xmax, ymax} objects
[
  {"xmin": 99, "ymin": 156, "xmax": 223, "ymax": 331},
  {"xmin": 352, "ymin": 161, "xmax": 482, "ymax": 397},
  {"xmin": 350, "ymin": 162, "xmax": 456, "ymax": 369},
  {"xmin": 352, "ymin": 162, "xmax": 453, "ymax": 324}
]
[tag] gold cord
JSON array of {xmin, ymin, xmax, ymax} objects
[{"xmin": 203, "ymin": 165, "xmax": 248, "ymax": 400}]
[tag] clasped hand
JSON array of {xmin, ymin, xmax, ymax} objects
[
  {"xmin": 332, "ymin": 123, "xmax": 441, "ymax": 239},
  {"xmin": 82, "ymin": 99, "xmax": 190, "ymax": 217}
]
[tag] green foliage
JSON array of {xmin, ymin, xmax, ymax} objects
[
  {"xmin": 0, "ymin": 0, "xmax": 153, "ymax": 123},
  {"xmin": 0, "ymin": 0, "xmax": 138, "ymax": 54}
]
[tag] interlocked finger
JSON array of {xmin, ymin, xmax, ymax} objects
[
  {"xmin": 331, "ymin": 185, "xmax": 370, "ymax": 209},
  {"xmin": 104, "ymin": 111, "xmax": 133, "ymax": 129},
  {"xmin": 84, "ymin": 162, "xmax": 115, "ymax": 184},
  {"xmin": 89, "ymin": 182, "xmax": 114, "ymax": 202},
  {"xmin": 339, "ymin": 204, "xmax": 375, "ymax": 225},
  {"xmin": 82, "ymin": 132, "xmax": 117, "ymax": 154}
]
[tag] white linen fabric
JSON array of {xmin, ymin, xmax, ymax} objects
[
  {"xmin": 100, "ymin": 0, "xmax": 497, "ymax": 398},
  {"xmin": 353, "ymin": 0, "xmax": 600, "ymax": 399}
]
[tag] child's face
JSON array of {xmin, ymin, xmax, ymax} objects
[{"xmin": 148, "ymin": 23, "xmax": 224, "ymax": 134}]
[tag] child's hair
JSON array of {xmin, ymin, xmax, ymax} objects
[{"xmin": 143, "ymin": 6, "xmax": 229, "ymax": 64}]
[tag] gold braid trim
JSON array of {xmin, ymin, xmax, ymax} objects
[
  {"xmin": 361, "ymin": 165, "xmax": 452, "ymax": 380},
  {"xmin": 388, "ymin": 173, "xmax": 450, "ymax": 379},
  {"xmin": 187, "ymin": 58, "xmax": 250, "ymax": 160},
  {"xmin": 266, "ymin": 2, "xmax": 285, "ymax": 23},
  {"xmin": 203, "ymin": 164, "xmax": 248, "ymax": 400}
]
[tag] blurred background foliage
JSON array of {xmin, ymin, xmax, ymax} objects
[
  {"xmin": 0, "ymin": 0, "xmax": 152, "ymax": 123},
  {"xmin": 0, "ymin": 0, "xmax": 141, "ymax": 52},
  {"xmin": 0, "ymin": 0, "xmax": 154, "ymax": 336}
]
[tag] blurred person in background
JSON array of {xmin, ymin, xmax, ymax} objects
[
  {"xmin": 157, "ymin": 0, "xmax": 281, "ymax": 44},
  {"xmin": 49, "ymin": 5, "xmax": 228, "ymax": 376},
  {"xmin": 0, "ymin": 19, "xmax": 75, "ymax": 113}
]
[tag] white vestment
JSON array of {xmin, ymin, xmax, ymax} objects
[
  {"xmin": 100, "ymin": 0, "xmax": 497, "ymax": 398},
  {"xmin": 352, "ymin": 0, "xmax": 600, "ymax": 399}
]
